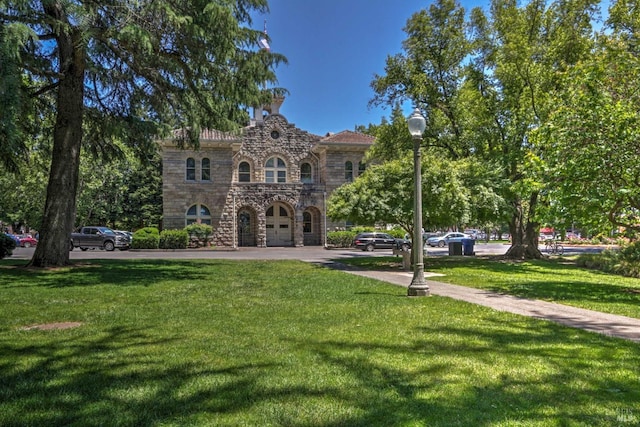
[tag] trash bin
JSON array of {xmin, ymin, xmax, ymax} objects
[
  {"xmin": 462, "ymin": 238, "xmax": 475, "ymax": 256},
  {"xmin": 448, "ymin": 241, "xmax": 463, "ymax": 256}
]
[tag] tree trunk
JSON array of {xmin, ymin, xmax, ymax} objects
[
  {"xmin": 504, "ymin": 192, "xmax": 544, "ymax": 260},
  {"xmin": 29, "ymin": 15, "xmax": 84, "ymax": 267}
]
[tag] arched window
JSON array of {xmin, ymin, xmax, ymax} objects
[
  {"xmin": 186, "ymin": 204, "xmax": 211, "ymax": 225},
  {"xmin": 201, "ymin": 158, "xmax": 211, "ymax": 181},
  {"xmin": 301, "ymin": 162, "xmax": 312, "ymax": 183},
  {"xmin": 265, "ymin": 157, "xmax": 287, "ymax": 183},
  {"xmin": 239, "ymin": 161, "xmax": 251, "ymax": 182},
  {"xmin": 345, "ymin": 161, "xmax": 353, "ymax": 182},
  {"xmin": 186, "ymin": 158, "xmax": 196, "ymax": 181},
  {"xmin": 358, "ymin": 161, "xmax": 366, "ymax": 176}
]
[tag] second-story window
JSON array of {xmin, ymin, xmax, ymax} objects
[
  {"xmin": 345, "ymin": 161, "xmax": 353, "ymax": 182},
  {"xmin": 301, "ymin": 162, "xmax": 312, "ymax": 183},
  {"xmin": 186, "ymin": 158, "xmax": 196, "ymax": 181},
  {"xmin": 201, "ymin": 158, "xmax": 211, "ymax": 181},
  {"xmin": 265, "ymin": 157, "xmax": 287, "ymax": 183},
  {"xmin": 239, "ymin": 161, "xmax": 251, "ymax": 182}
]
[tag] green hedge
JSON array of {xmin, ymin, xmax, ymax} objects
[
  {"xmin": 0, "ymin": 234, "xmax": 16, "ymax": 259},
  {"xmin": 132, "ymin": 227, "xmax": 160, "ymax": 249},
  {"xmin": 159, "ymin": 229, "xmax": 189, "ymax": 249},
  {"xmin": 185, "ymin": 223, "xmax": 213, "ymax": 247},
  {"xmin": 327, "ymin": 231, "xmax": 357, "ymax": 248},
  {"xmin": 577, "ymin": 241, "xmax": 640, "ymax": 278}
]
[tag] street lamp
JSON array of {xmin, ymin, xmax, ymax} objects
[{"xmin": 407, "ymin": 108, "xmax": 430, "ymax": 296}]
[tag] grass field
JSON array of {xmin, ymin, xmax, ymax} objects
[
  {"xmin": 341, "ymin": 255, "xmax": 640, "ymax": 319},
  {"xmin": 0, "ymin": 258, "xmax": 638, "ymax": 426}
]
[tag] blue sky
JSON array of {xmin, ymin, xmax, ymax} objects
[
  {"xmin": 250, "ymin": 1, "xmax": 449, "ymax": 136},
  {"xmin": 252, "ymin": 1, "xmax": 610, "ymax": 136}
]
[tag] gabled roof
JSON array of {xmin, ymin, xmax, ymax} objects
[{"xmin": 319, "ymin": 130, "xmax": 375, "ymax": 145}]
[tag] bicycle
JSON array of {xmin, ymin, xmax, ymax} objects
[{"xmin": 543, "ymin": 239, "xmax": 564, "ymax": 255}]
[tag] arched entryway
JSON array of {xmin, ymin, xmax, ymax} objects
[
  {"xmin": 266, "ymin": 202, "xmax": 293, "ymax": 246},
  {"xmin": 237, "ymin": 208, "xmax": 257, "ymax": 247},
  {"xmin": 303, "ymin": 207, "xmax": 322, "ymax": 246}
]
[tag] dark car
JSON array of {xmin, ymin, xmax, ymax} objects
[
  {"xmin": 114, "ymin": 230, "xmax": 132, "ymax": 248},
  {"xmin": 352, "ymin": 232, "xmax": 411, "ymax": 252}
]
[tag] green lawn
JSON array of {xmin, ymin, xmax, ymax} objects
[
  {"xmin": 342, "ymin": 255, "xmax": 640, "ymax": 319},
  {"xmin": 0, "ymin": 259, "xmax": 638, "ymax": 426}
]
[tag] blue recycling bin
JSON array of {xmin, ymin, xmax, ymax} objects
[{"xmin": 462, "ymin": 238, "xmax": 475, "ymax": 256}]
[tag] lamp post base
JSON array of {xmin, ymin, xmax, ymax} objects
[
  {"xmin": 407, "ymin": 285, "xmax": 430, "ymax": 297},
  {"xmin": 408, "ymin": 266, "xmax": 430, "ymax": 296}
]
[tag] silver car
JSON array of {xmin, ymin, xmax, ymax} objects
[{"xmin": 426, "ymin": 232, "xmax": 471, "ymax": 248}]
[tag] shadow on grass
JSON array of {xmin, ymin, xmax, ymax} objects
[
  {"xmin": 2, "ymin": 320, "xmax": 638, "ymax": 426},
  {"xmin": 0, "ymin": 259, "xmax": 240, "ymax": 289},
  {"xmin": 430, "ymin": 258, "xmax": 640, "ymax": 308},
  {"xmin": 0, "ymin": 325, "xmax": 286, "ymax": 426},
  {"xmin": 293, "ymin": 320, "xmax": 640, "ymax": 426},
  {"xmin": 1, "ymin": 258, "xmax": 638, "ymax": 425}
]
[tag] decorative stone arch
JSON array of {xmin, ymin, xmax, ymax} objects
[
  {"xmin": 302, "ymin": 206, "xmax": 322, "ymax": 246},
  {"xmin": 237, "ymin": 206, "xmax": 257, "ymax": 247},
  {"xmin": 259, "ymin": 149, "xmax": 297, "ymax": 183},
  {"xmin": 263, "ymin": 197, "xmax": 295, "ymax": 247}
]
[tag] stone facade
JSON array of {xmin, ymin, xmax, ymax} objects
[{"xmin": 160, "ymin": 101, "xmax": 374, "ymax": 247}]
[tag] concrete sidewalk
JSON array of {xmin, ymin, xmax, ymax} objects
[{"xmin": 327, "ymin": 262, "xmax": 640, "ymax": 343}]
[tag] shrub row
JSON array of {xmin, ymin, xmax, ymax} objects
[
  {"xmin": 576, "ymin": 241, "xmax": 640, "ymax": 278},
  {"xmin": 131, "ymin": 227, "xmax": 190, "ymax": 250}
]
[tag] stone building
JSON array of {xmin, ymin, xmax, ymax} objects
[{"xmin": 160, "ymin": 98, "xmax": 374, "ymax": 247}]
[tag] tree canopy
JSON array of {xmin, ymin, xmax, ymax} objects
[
  {"xmin": 328, "ymin": 151, "xmax": 505, "ymax": 235},
  {"xmin": 1, "ymin": 0, "xmax": 285, "ymax": 266},
  {"xmin": 368, "ymin": 0, "xmax": 600, "ymax": 258},
  {"xmin": 538, "ymin": 6, "xmax": 640, "ymax": 236}
]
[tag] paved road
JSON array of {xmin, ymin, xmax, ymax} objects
[
  {"xmin": 7, "ymin": 242, "xmax": 603, "ymax": 262},
  {"xmin": 9, "ymin": 244, "xmax": 638, "ymax": 342}
]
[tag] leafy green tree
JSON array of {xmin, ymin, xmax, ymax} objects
[
  {"xmin": 0, "ymin": 132, "xmax": 50, "ymax": 233},
  {"xmin": 371, "ymin": 0, "xmax": 598, "ymax": 258},
  {"xmin": 363, "ymin": 105, "xmax": 413, "ymax": 162},
  {"xmin": 120, "ymin": 152, "xmax": 162, "ymax": 230},
  {"xmin": 328, "ymin": 152, "xmax": 504, "ymax": 236},
  {"xmin": 538, "ymin": 11, "xmax": 640, "ymax": 235},
  {"xmin": 1, "ymin": 0, "xmax": 285, "ymax": 266}
]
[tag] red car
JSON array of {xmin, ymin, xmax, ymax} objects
[{"xmin": 18, "ymin": 235, "xmax": 38, "ymax": 248}]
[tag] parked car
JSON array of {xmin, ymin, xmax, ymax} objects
[
  {"xmin": 426, "ymin": 232, "xmax": 471, "ymax": 247},
  {"xmin": 463, "ymin": 229, "xmax": 480, "ymax": 239},
  {"xmin": 352, "ymin": 232, "xmax": 411, "ymax": 252},
  {"xmin": 18, "ymin": 235, "xmax": 38, "ymax": 248},
  {"xmin": 70, "ymin": 226, "xmax": 130, "ymax": 251},
  {"xmin": 114, "ymin": 230, "xmax": 133, "ymax": 247}
]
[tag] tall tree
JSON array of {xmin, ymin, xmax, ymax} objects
[
  {"xmin": 538, "ymin": 0, "xmax": 640, "ymax": 236},
  {"xmin": 371, "ymin": 0, "xmax": 598, "ymax": 259},
  {"xmin": 1, "ymin": 0, "xmax": 285, "ymax": 266}
]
